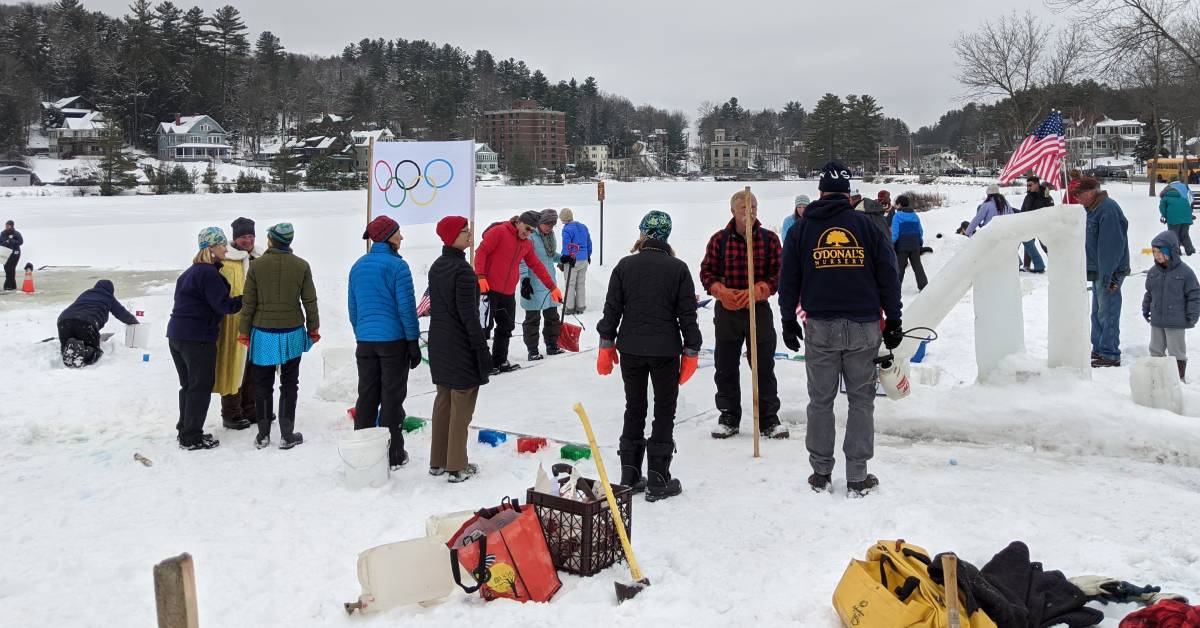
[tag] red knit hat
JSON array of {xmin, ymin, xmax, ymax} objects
[
  {"xmin": 436, "ymin": 215, "xmax": 469, "ymax": 246},
  {"xmin": 364, "ymin": 216, "xmax": 399, "ymax": 243}
]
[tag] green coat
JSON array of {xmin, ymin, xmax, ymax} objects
[
  {"xmin": 239, "ymin": 248, "xmax": 319, "ymax": 334},
  {"xmin": 1160, "ymin": 188, "xmax": 1193, "ymax": 226}
]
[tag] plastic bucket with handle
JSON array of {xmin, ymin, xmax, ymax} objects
[{"xmin": 339, "ymin": 427, "xmax": 391, "ymax": 489}]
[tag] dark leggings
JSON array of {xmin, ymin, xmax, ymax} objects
[{"xmin": 170, "ymin": 339, "xmax": 217, "ymax": 446}]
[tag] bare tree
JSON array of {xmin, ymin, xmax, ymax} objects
[{"xmin": 1049, "ymin": 0, "xmax": 1200, "ymax": 74}]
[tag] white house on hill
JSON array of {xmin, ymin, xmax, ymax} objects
[
  {"xmin": 156, "ymin": 115, "xmax": 232, "ymax": 162},
  {"xmin": 49, "ymin": 111, "xmax": 106, "ymax": 159}
]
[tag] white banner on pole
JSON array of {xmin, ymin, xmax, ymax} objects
[{"xmin": 370, "ymin": 140, "xmax": 475, "ymax": 226}]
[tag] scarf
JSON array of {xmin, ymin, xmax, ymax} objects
[{"xmin": 537, "ymin": 230, "xmax": 557, "ymax": 259}]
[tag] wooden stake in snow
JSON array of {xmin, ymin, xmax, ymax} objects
[
  {"xmin": 154, "ymin": 553, "xmax": 199, "ymax": 628},
  {"xmin": 942, "ymin": 553, "xmax": 961, "ymax": 628},
  {"xmin": 743, "ymin": 186, "xmax": 761, "ymax": 459}
]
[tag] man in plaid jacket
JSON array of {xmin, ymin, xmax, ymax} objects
[{"xmin": 700, "ymin": 189, "xmax": 786, "ymax": 439}]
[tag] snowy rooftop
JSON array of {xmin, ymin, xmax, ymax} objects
[
  {"xmin": 62, "ymin": 112, "xmax": 105, "ymax": 131},
  {"xmin": 171, "ymin": 143, "xmax": 231, "ymax": 149},
  {"xmin": 1096, "ymin": 118, "xmax": 1143, "ymax": 127},
  {"xmin": 157, "ymin": 115, "xmax": 223, "ymax": 135}
]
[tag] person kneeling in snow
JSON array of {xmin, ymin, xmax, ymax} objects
[
  {"xmin": 1143, "ymin": 231, "xmax": 1200, "ymax": 382},
  {"xmin": 778, "ymin": 161, "xmax": 903, "ymax": 498},
  {"xmin": 57, "ymin": 279, "xmax": 140, "ymax": 368},
  {"xmin": 597, "ymin": 211, "xmax": 702, "ymax": 502}
]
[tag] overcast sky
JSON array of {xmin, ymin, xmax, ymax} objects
[{"xmin": 74, "ymin": 0, "xmax": 1070, "ymax": 130}]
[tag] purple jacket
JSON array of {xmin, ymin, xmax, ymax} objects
[{"xmin": 166, "ymin": 262, "xmax": 243, "ymax": 342}]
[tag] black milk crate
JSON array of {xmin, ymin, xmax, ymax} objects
[{"xmin": 526, "ymin": 478, "xmax": 633, "ymax": 576}]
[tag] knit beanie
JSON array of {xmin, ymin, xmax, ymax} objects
[
  {"xmin": 794, "ymin": 194, "xmax": 811, "ymax": 208},
  {"xmin": 436, "ymin": 215, "xmax": 468, "ymax": 246},
  {"xmin": 560, "ymin": 208, "xmax": 574, "ymax": 222},
  {"xmin": 197, "ymin": 226, "xmax": 228, "ymax": 250},
  {"xmin": 231, "ymin": 217, "xmax": 255, "ymax": 239},
  {"xmin": 518, "ymin": 210, "xmax": 541, "ymax": 228},
  {"xmin": 267, "ymin": 222, "xmax": 294, "ymax": 246},
  {"xmin": 538, "ymin": 208, "xmax": 558, "ymax": 225},
  {"xmin": 817, "ymin": 161, "xmax": 852, "ymax": 194},
  {"xmin": 639, "ymin": 210, "xmax": 673, "ymax": 242},
  {"xmin": 364, "ymin": 215, "xmax": 399, "ymax": 243}
]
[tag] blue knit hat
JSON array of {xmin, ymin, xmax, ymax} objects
[
  {"xmin": 268, "ymin": 222, "xmax": 294, "ymax": 245},
  {"xmin": 639, "ymin": 210, "xmax": 672, "ymax": 242},
  {"xmin": 197, "ymin": 227, "xmax": 228, "ymax": 250}
]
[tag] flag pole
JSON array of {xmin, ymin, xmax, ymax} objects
[
  {"xmin": 470, "ymin": 143, "xmax": 477, "ymax": 265},
  {"xmin": 366, "ymin": 136, "xmax": 375, "ymax": 253}
]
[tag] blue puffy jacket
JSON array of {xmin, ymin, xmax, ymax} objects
[
  {"xmin": 520, "ymin": 234, "xmax": 560, "ymax": 311},
  {"xmin": 561, "ymin": 221, "xmax": 592, "ymax": 262},
  {"xmin": 348, "ymin": 242, "xmax": 420, "ymax": 342},
  {"xmin": 891, "ymin": 209, "xmax": 924, "ymax": 253}
]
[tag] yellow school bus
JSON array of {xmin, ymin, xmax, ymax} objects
[{"xmin": 1148, "ymin": 158, "xmax": 1200, "ymax": 183}]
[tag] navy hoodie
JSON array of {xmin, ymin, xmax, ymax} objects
[
  {"xmin": 779, "ymin": 195, "xmax": 903, "ymax": 323},
  {"xmin": 166, "ymin": 262, "xmax": 243, "ymax": 342},
  {"xmin": 58, "ymin": 280, "xmax": 140, "ymax": 328}
]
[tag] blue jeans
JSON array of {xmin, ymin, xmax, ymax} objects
[
  {"xmin": 1022, "ymin": 240, "xmax": 1045, "ymax": 272},
  {"xmin": 1090, "ymin": 277, "xmax": 1123, "ymax": 360}
]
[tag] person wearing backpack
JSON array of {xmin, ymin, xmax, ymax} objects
[
  {"xmin": 1160, "ymin": 183, "xmax": 1195, "ymax": 257},
  {"xmin": 891, "ymin": 195, "xmax": 927, "ymax": 291},
  {"xmin": 597, "ymin": 211, "xmax": 702, "ymax": 502},
  {"xmin": 699, "ymin": 189, "xmax": 785, "ymax": 440}
]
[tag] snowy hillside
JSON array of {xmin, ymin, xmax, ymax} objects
[{"xmin": 1, "ymin": 180, "xmax": 1198, "ymax": 626}]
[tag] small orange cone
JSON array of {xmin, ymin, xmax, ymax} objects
[{"xmin": 20, "ymin": 264, "xmax": 34, "ymax": 293}]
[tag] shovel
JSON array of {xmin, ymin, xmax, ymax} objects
[{"xmin": 572, "ymin": 402, "xmax": 649, "ymax": 603}]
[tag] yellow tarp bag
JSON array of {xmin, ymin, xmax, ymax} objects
[{"xmin": 832, "ymin": 540, "xmax": 997, "ymax": 628}]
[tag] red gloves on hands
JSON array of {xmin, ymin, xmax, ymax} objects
[
  {"xmin": 309, "ymin": 329, "xmax": 321, "ymax": 343},
  {"xmin": 711, "ymin": 282, "xmax": 749, "ymax": 311},
  {"xmin": 597, "ymin": 341, "xmax": 619, "ymax": 376},
  {"xmin": 237, "ymin": 334, "xmax": 250, "ymax": 348},
  {"xmin": 478, "ymin": 277, "xmax": 490, "ymax": 294},
  {"xmin": 679, "ymin": 352, "xmax": 698, "ymax": 385},
  {"xmin": 754, "ymin": 281, "xmax": 772, "ymax": 302},
  {"xmin": 551, "ymin": 287, "xmax": 563, "ymax": 303}
]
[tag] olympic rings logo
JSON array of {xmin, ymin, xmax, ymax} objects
[{"xmin": 373, "ymin": 158, "xmax": 455, "ymax": 208}]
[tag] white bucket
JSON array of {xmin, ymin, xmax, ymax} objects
[
  {"xmin": 0, "ymin": 247, "xmax": 10, "ymax": 265},
  {"xmin": 125, "ymin": 322, "xmax": 150, "ymax": 349},
  {"xmin": 339, "ymin": 427, "xmax": 391, "ymax": 489}
]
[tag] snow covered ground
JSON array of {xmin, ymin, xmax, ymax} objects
[{"xmin": 2, "ymin": 180, "xmax": 1199, "ymax": 626}]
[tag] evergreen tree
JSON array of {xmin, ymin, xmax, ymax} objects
[
  {"xmin": 305, "ymin": 154, "xmax": 337, "ymax": 189},
  {"xmin": 806, "ymin": 93, "xmax": 845, "ymax": 165},
  {"xmin": 97, "ymin": 121, "xmax": 139, "ymax": 196},
  {"xmin": 202, "ymin": 161, "xmax": 218, "ymax": 189},
  {"xmin": 575, "ymin": 158, "xmax": 597, "ymax": 178},
  {"xmin": 270, "ymin": 150, "xmax": 299, "ymax": 190},
  {"xmin": 169, "ymin": 164, "xmax": 194, "ymax": 192},
  {"xmin": 1135, "ymin": 119, "xmax": 1168, "ymax": 162},
  {"xmin": 843, "ymin": 94, "xmax": 884, "ymax": 168},
  {"xmin": 507, "ymin": 150, "xmax": 536, "ymax": 185}
]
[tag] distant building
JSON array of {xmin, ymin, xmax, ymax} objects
[
  {"xmin": 0, "ymin": 165, "xmax": 36, "ymax": 187},
  {"xmin": 286, "ymin": 135, "xmax": 349, "ymax": 165},
  {"xmin": 480, "ymin": 99, "xmax": 568, "ymax": 172},
  {"xmin": 710, "ymin": 128, "xmax": 749, "ymax": 174},
  {"xmin": 476, "ymin": 143, "xmax": 499, "ymax": 175},
  {"xmin": 920, "ymin": 150, "xmax": 965, "ymax": 173},
  {"xmin": 156, "ymin": 114, "xmax": 232, "ymax": 162},
  {"xmin": 40, "ymin": 96, "xmax": 96, "ymax": 121},
  {"xmin": 50, "ymin": 111, "xmax": 106, "ymax": 159},
  {"xmin": 574, "ymin": 144, "xmax": 610, "ymax": 172},
  {"xmin": 348, "ymin": 128, "xmax": 397, "ymax": 172}
]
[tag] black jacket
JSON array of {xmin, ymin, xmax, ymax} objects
[
  {"xmin": 0, "ymin": 228, "xmax": 21, "ymax": 254},
  {"xmin": 597, "ymin": 238, "xmax": 702, "ymax": 357},
  {"xmin": 779, "ymin": 195, "xmax": 902, "ymax": 323},
  {"xmin": 1021, "ymin": 185, "xmax": 1055, "ymax": 213},
  {"xmin": 428, "ymin": 246, "xmax": 490, "ymax": 389},
  {"xmin": 58, "ymin": 280, "xmax": 139, "ymax": 329}
]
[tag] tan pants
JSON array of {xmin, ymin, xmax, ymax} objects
[{"xmin": 430, "ymin": 386, "xmax": 479, "ymax": 472}]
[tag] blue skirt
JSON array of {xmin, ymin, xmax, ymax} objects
[{"xmin": 249, "ymin": 327, "xmax": 313, "ymax": 366}]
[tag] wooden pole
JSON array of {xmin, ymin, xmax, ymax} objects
[
  {"xmin": 366, "ymin": 136, "xmax": 375, "ymax": 254},
  {"xmin": 469, "ymin": 140, "xmax": 477, "ymax": 265},
  {"xmin": 153, "ymin": 553, "xmax": 199, "ymax": 628},
  {"xmin": 942, "ymin": 554, "xmax": 961, "ymax": 628},
  {"xmin": 743, "ymin": 185, "xmax": 761, "ymax": 459}
]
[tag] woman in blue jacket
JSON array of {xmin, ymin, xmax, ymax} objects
[
  {"xmin": 520, "ymin": 209, "xmax": 562, "ymax": 360},
  {"xmin": 891, "ymin": 195, "xmax": 928, "ymax": 290},
  {"xmin": 166, "ymin": 227, "xmax": 244, "ymax": 450}
]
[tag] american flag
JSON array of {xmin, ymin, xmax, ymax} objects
[
  {"xmin": 416, "ymin": 287, "xmax": 431, "ymax": 317},
  {"xmin": 998, "ymin": 110, "xmax": 1068, "ymax": 189}
]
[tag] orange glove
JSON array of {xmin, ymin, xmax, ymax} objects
[
  {"xmin": 551, "ymin": 287, "xmax": 563, "ymax": 303},
  {"xmin": 678, "ymin": 352, "xmax": 698, "ymax": 385},
  {"xmin": 308, "ymin": 330, "xmax": 321, "ymax": 343},
  {"xmin": 478, "ymin": 277, "xmax": 490, "ymax": 294},
  {"xmin": 237, "ymin": 334, "xmax": 250, "ymax": 348},
  {"xmin": 711, "ymin": 282, "xmax": 738, "ymax": 311},
  {"xmin": 754, "ymin": 281, "xmax": 772, "ymax": 302},
  {"xmin": 597, "ymin": 342, "xmax": 619, "ymax": 375}
]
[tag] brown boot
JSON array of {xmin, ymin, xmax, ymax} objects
[{"xmin": 1179, "ymin": 360, "xmax": 1187, "ymax": 383}]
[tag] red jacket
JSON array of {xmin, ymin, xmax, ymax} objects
[{"xmin": 474, "ymin": 221, "xmax": 555, "ymax": 296}]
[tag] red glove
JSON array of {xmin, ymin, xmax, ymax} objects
[
  {"xmin": 478, "ymin": 277, "xmax": 490, "ymax": 294},
  {"xmin": 754, "ymin": 281, "xmax": 772, "ymax": 302},
  {"xmin": 597, "ymin": 342, "xmax": 619, "ymax": 376},
  {"xmin": 309, "ymin": 330, "xmax": 321, "ymax": 343},
  {"xmin": 711, "ymin": 282, "xmax": 742, "ymax": 311},
  {"xmin": 237, "ymin": 334, "xmax": 250, "ymax": 348},
  {"xmin": 551, "ymin": 287, "xmax": 563, "ymax": 303},
  {"xmin": 679, "ymin": 353, "xmax": 698, "ymax": 385}
]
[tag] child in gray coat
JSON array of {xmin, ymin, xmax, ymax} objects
[{"xmin": 1143, "ymin": 230, "xmax": 1200, "ymax": 381}]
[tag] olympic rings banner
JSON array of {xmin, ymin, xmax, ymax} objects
[{"xmin": 370, "ymin": 140, "xmax": 475, "ymax": 226}]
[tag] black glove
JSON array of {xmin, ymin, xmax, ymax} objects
[
  {"xmin": 782, "ymin": 320, "xmax": 803, "ymax": 352},
  {"xmin": 520, "ymin": 277, "xmax": 534, "ymax": 299},
  {"xmin": 559, "ymin": 255, "xmax": 576, "ymax": 267},
  {"xmin": 476, "ymin": 348, "xmax": 493, "ymax": 380},
  {"xmin": 407, "ymin": 340, "xmax": 423, "ymax": 369},
  {"xmin": 883, "ymin": 319, "xmax": 904, "ymax": 350}
]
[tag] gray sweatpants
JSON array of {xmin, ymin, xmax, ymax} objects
[
  {"xmin": 804, "ymin": 318, "xmax": 882, "ymax": 482},
  {"xmin": 1150, "ymin": 326, "xmax": 1187, "ymax": 360},
  {"xmin": 564, "ymin": 260, "xmax": 588, "ymax": 312}
]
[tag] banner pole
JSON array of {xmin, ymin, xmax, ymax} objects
[
  {"xmin": 366, "ymin": 136, "xmax": 375, "ymax": 253},
  {"xmin": 470, "ymin": 143, "xmax": 477, "ymax": 265}
]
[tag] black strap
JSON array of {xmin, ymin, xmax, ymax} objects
[
  {"xmin": 894, "ymin": 576, "xmax": 921, "ymax": 602},
  {"xmin": 903, "ymin": 547, "xmax": 931, "ymax": 565},
  {"xmin": 449, "ymin": 535, "xmax": 489, "ymax": 594},
  {"xmin": 878, "ymin": 553, "xmax": 899, "ymax": 590}
]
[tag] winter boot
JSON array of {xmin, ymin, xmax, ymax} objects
[
  {"xmin": 528, "ymin": 351, "xmax": 544, "ymax": 361},
  {"xmin": 808, "ymin": 472, "xmax": 832, "ymax": 493},
  {"xmin": 447, "ymin": 464, "xmax": 480, "ymax": 483},
  {"xmin": 254, "ymin": 433, "xmax": 271, "ymax": 449},
  {"xmin": 223, "ymin": 417, "xmax": 252, "ymax": 430},
  {"xmin": 710, "ymin": 413, "xmax": 740, "ymax": 439},
  {"xmin": 645, "ymin": 442, "xmax": 682, "ymax": 502},
  {"xmin": 388, "ymin": 426, "xmax": 407, "ymax": 469},
  {"xmin": 1179, "ymin": 360, "xmax": 1187, "ymax": 383},
  {"xmin": 62, "ymin": 339, "xmax": 86, "ymax": 369},
  {"xmin": 546, "ymin": 345, "xmax": 566, "ymax": 356},
  {"xmin": 277, "ymin": 396, "xmax": 303, "ymax": 450},
  {"xmin": 846, "ymin": 474, "xmax": 879, "ymax": 498},
  {"xmin": 760, "ymin": 419, "xmax": 790, "ymax": 440},
  {"xmin": 180, "ymin": 437, "xmax": 220, "ymax": 451},
  {"xmin": 255, "ymin": 397, "xmax": 273, "ymax": 446},
  {"xmin": 490, "ymin": 361, "xmax": 521, "ymax": 375},
  {"xmin": 618, "ymin": 438, "xmax": 647, "ymax": 494}
]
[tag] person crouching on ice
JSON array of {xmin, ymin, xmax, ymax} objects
[
  {"xmin": 596, "ymin": 211, "xmax": 702, "ymax": 502},
  {"xmin": 1143, "ymin": 230, "xmax": 1200, "ymax": 382},
  {"xmin": 57, "ymin": 279, "xmax": 140, "ymax": 368}
]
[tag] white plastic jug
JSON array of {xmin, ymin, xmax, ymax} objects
[
  {"xmin": 339, "ymin": 427, "xmax": 391, "ymax": 489},
  {"xmin": 877, "ymin": 351, "xmax": 912, "ymax": 400}
]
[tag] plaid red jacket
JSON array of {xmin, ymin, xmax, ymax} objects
[{"xmin": 699, "ymin": 219, "xmax": 782, "ymax": 294}]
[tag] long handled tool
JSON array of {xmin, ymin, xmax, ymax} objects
[
  {"xmin": 942, "ymin": 553, "xmax": 961, "ymax": 628},
  {"xmin": 743, "ymin": 186, "xmax": 761, "ymax": 458},
  {"xmin": 572, "ymin": 402, "xmax": 649, "ymax": 603}
]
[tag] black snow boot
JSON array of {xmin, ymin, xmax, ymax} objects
[
  {"xmin": 645, "ymin": 442, "xmax": 681, "ymax": 503},
  {"xmin": 808, "ymin": 472, "xmax": 832, "ymax": 493},
  {"xmin": 255, "ymin": 397, "xmax": 273, "ymax": 447},
  {"xmin": 846, "ymin": 474, "xmax": 879, "ymax": 498},
  {"xmin": 711, "ymin": 413, "xmax": 740, "ymax": 439},
  {"xmin": 618, "ymin": 438, "xmax": 647, "ymax": 494},
  {"xmin": 277, "ymin": 396, "xmax": 303, "ymax": 450},
  {"xmin": 388, "ymin": 426, "xmax": 407, "ymax": 469}
]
